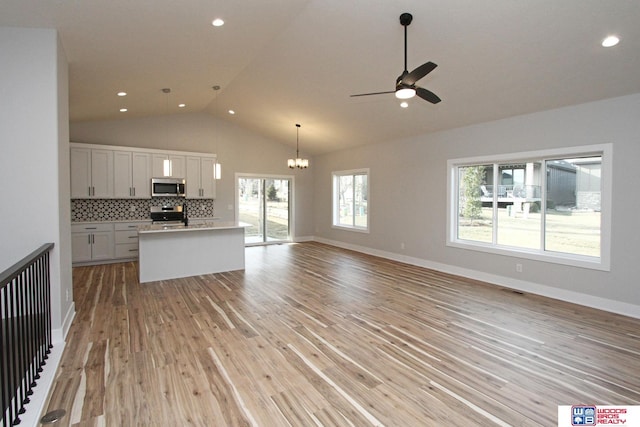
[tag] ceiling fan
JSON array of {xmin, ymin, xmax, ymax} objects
[{"xmin": 351, "ymin": 13, "xmax": 441, "ymax": 104}]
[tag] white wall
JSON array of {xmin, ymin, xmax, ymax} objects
[
  {"xmin": 70, "ymin": 113, "xmax": 315, "ymax": 238},
  {"xmin": 0, "ymin": 27, "xmax": 73, "ymax": 339},
  {"xmin": 314, "ymin": 93, "xmax": 640, "ymax": 315}
]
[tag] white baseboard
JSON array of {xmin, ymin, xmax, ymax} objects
[
  {"xmin": 313, "ymin": 237, "xmax": 640, "ymax": 320},
  {"xmin": 17, "ymin": 304, "xmax": 75, "ymax": 426},
  {"xmin": 293, "ymin": 235, "xmax": 314, "ymax": 243},
  {"xmin": 17, "ymin": 340, "xmax": 66, "ymax": 427}
]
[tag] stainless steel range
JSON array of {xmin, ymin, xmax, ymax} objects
[{"xmin": 150, "ymin": 205, "xmax": 186, "ymax": 224}]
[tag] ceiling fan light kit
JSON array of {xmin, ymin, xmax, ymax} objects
[
  {"xmin": 351, "ymin": 12, "xmax": 441, "ymax": 105},
  {"xmin": 395, "ymin": 87, "xmax": 416, "ymax": 99}
]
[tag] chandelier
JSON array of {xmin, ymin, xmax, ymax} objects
[{"xmin": 287, "ymin": 123, "xmax": 309, "ymax": 169}]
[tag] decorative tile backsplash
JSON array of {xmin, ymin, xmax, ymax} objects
[{"xmin": 72, "ymin": 198, "xmax": 215, "ymax": 222}]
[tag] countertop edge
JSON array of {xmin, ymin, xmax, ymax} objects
[{"xmin": 138, "ymin": 221, "xmax": 250, "ymax": 234}]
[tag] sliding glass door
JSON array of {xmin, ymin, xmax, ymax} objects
[{"xmin": 238, "ymin": 176, "xmax": 291, "ymax": 245}]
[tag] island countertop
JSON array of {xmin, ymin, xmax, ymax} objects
[{"xmin": 138, "ymin": 221, "xmax": 250, "ymax": 234}]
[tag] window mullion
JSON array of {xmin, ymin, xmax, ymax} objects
[
  {"xmin": 351, "ymin": 175, "xmax": 356, "ymax": 227},
  {"xmin": 492, "ymin": 163, "xmax": 499, "ymax": 245},
  {"xmin": 540, "ymin": 159, "xmax": 547, "ymax": 252}
]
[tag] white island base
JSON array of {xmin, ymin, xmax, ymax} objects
[{"xmin": 138, "ymin": 222, "xmax": 248, "ymax": 283}]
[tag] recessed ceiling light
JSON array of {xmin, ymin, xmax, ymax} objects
[
  {"xmin": 228, "ymin": 110, "xmax": 235, "ymax": 115},
  {"xmin": 119, "ymin": 108, "xmax": 128, "ymax": 112},
  {"xmin": 602, "ymin": 35, "xmax": 620, "ymax": 47},
  {"xmin": 400, "ymin": 101, "xmax": 409, "ymax": 108},
  {"xmin": 117, "ymin": 91, "xmax": 127, "ymax": 96},
  {"xmin": 178, "ymin": 104, "xmax": 186, "ymax": 108},
  {"xmin": 212, "ymin": 18, "xmax": 224, "ymax": 27}
]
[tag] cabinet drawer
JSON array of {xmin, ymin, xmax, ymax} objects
[
  {"xmin": 115, "ymin": 243, "xmax": 139, "ymax": 258},
  {"xmin": 115, "ymin": 230, "xmax": 139, "ymax": 244},
  {"xmin": 114, "ymin": 222, "xmax": 149, "ymax": 231},
  {"xmin": 71, "ymin": 223, "xmax": 114, "ymax": 233}
]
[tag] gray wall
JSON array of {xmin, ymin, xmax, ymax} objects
[
  {"xmin": 314, "ymin": 93, "xmax": 640, "ymax": 314},
  {"xmin": 0, "ymin": 27, "xmax": 73, "ymax": 341},
  {"xmin": 70, "ymin": 113, "xmax": 315, "ymax": 238}
]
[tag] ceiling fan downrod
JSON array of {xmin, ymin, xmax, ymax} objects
[{"xmin": 400, "ymin": 13, "xmax": 413, "ymax": 74}]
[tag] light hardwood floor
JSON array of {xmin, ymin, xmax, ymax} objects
[{"xmin": 43, "ymin": 242, "xmax": 640, "ymax": 426}]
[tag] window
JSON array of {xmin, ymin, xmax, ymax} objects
[
  {"xmin": 447, "ymin": 144, "xmax": 611, "ymax": 270},
  {"xmin": 332, "ymin": 169, "xmax": 369, "ymax": 232}
]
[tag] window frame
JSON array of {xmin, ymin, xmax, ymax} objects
[
  {"xmin": 332, "ymin": 168, "xmax": 370, "ymax": 233},
  {"xmin": 447, "ymin": 144, "xmax": 612, "ymax": 271}
]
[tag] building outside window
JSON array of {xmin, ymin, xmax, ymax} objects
[
  {"xmin": 447, "ymin": 144, "xmax": 611, "ymax": 270},
  {"xmin": 332, "ymin": 169, "xmax": 369, "ymax": 232}
]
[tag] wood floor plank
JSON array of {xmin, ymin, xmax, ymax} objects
[{"xmin": 42, "ymin": 242, "xmax": 640, "ymax": 426}]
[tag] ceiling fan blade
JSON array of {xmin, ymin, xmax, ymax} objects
[
  {"xmin": 402, "ymin": 61, "xmax": 437, "ymax": 86},
  {"xmin": 416, "ymin": 87, "xmax": 441, "ymax": 104},
  {"xmin": 350, "ymin": 90, "xmax": 396, "ymax": 97}
]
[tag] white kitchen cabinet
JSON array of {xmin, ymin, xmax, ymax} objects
[
  {"xmin": 70, "ymin": 147, "xmax": 113, "ymax": 198},
  {"xmin": 71, "ymin": 221, "xmax": 150, "ymax": 265},
  {"xmin": 152, "ymin": 153, "xmax": 185, "ymax": 178},
  {"xmin": 71, "ymin": 223, "xmax": 114, "ymax": 263},
  {"xmin": 114, "ymin": 222, "xmax": 147, "ymax": 259},
  {"xmin": 114, "ymin": 151, "xmax": 151, "ymax": 198},
  {"xmin": 186, "ymin": 156, "xmax": 216, "ymax": 199}
]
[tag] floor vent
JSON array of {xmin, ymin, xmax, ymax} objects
[{"xmin": 41, "ymin": 409, "xmax": 66, "ymax": 424}]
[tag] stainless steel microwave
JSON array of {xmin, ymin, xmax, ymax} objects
[{"xmin": 151, "ymin": 177, "xmax": 186, "ymax": 197}]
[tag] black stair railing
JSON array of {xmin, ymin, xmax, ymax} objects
[{"xmin": 1, "ymin": 243, "xmax": 54, "ymax": 426}]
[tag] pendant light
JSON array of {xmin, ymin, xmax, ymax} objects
[
  {"xmin": 213, "ymin": 85, "xmax": 222, "ymax": 179},
  {"xmin": 162, "ymin": 88, "xmax": 172, "ymax": 176},
  {"xmin": 287, "ymin": 123, "xmax": 309, "ymax": 169}
]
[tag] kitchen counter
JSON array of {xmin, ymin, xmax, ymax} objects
[
  {"xmin": 137, "ymin": 221, "xmax": 249, "ymax": 283},
  {"xmin": 138, "ymin": 220, "xmax": 247, "ymax": 234}
]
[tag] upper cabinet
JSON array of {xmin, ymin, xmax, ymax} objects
[
  {"xmin": 70, "ymin": 147, "xmax": 113, "ymax": 198},
  {"xmin": 71, "ymin": 143, "xmax": 215, "ymax": 199},
  {"xmin": 186, "ymin": 156, "xmax": 216, "ymax": 199},
  {"xmin": 152, "ymin": 154, "xmax": 185, "ymax": 178},
  {"xmin": 114, "ymin": 151, "xmax": 151, "ymax": 198}
]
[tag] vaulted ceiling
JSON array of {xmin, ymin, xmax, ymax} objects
[{"xmin": 2, "ymin": 1, "xmax": 640, "ymax": 155}]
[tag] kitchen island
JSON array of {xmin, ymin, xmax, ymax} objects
[{"xmin": 137, "ymin": 221, "xmax": 249, "ymax": 283}]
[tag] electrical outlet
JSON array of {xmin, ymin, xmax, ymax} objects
[
  {"xmin": 516, "ymin": 263, "xmax": 523, "ymax": 273},
  {"xmin": 400, "ymin": 242, "xmax": 405, "ymax": 250},
  {"xmin": 66, "ymin": 289, "xmax": 70, "ymax": 301}
]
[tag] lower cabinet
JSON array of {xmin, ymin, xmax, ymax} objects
[
  {"xmin": 71, "ymin": 221, "xmax": 150, "ymax": 265},
  {"xmin": 114, "ymin": 223, "xmax": 142, "ymax": 259},
  {"xmin": 71, "ymin": 223, "xmax": 114, "ymax": 263}
]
